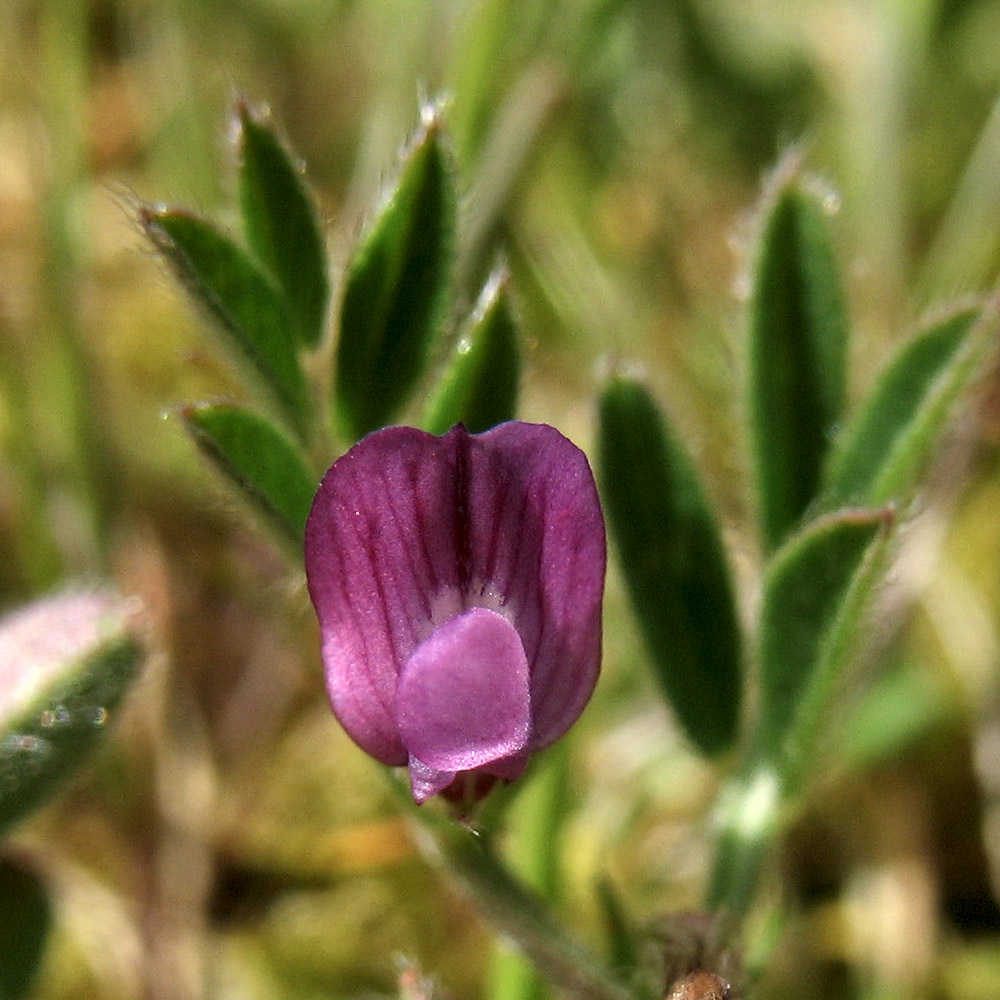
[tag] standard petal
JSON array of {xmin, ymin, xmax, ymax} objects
[
  {"xmin": 464, "ymin": 423, "xmax": 606, "ymax": 746},
  {"xmin": 398, "ymin": 607, "xmax": 530, "ymax": 774}
]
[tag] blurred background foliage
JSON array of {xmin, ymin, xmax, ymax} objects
[{"xmin": 5, "ymin": 1, "xmax": 1000, "ymax": 998}]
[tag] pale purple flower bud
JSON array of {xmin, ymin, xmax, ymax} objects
[{"xmin": 304, "ymin": 422, "xmax": 606, "ymax": 803}]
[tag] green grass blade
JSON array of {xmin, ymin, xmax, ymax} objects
[
  {"xmin": 423, "ymin": 271, "xmax": 519, "ymax": 435},
  {"xmin": 335, "ymin": 109, "xmax": 456, "ymax": 442},
  {"xmin": 749, "ymin": 168, "xmax": 848, "ymax": 552},
  {"xmin": 593, "ymin": 876, "xmax": 636, "ymax": 982},
  {"xmin": 236, "ymin": 101, "xmax": 329, "ymax": 349},
  {"xmin": 598, "ymin": 376, "xmax": 742, "ymax": 757},
  {"xmin": 142, "ymin": 208, "xmax": 311, "ymax": 437},
  {"xmin": 182, "ymin": 403, "xmax": 317, "ymax": 545}
]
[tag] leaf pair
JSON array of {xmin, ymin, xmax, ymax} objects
[
  {"xmin": 749, "ymin": 161, "xmax": 998, "ymax": 533},
  {"xmin": 601, "ymin": 166, "xmax": 998, "ymax": 924},
  {"xmin": 595, "ymin": 165, "xmax": 858, "ymax": 762},
  {"xmin": 159, "ymin": 105, "xmax": 524, "ymax": 549},
  {"xmin": 598, "ymin": 381, "xmax": 889, "ymax": 766},
  {"xmin": 600, "ymin": 160, "xmax": 999, "ymax": 774},
  {"xmin": 754, "ymin": 171, "xmax": 1000, "ymax": 760},
  {"xmin": 143, "ymin": 104, "xmax": 328, "ymax": 440},
  {"xmin": 594, "ymin": 388, "xmax": 885, "ymax": 766},
  {"xmin": 761, "ymin": 301, "xmax": 998, "ymax": 769},
  {"xmin": 334, "ymin": 112, "xmax": 520, "ymax": 441},
  {"xmin": 141, "ymin": 105, "xmax": 329, "ymax": 545},
  {"xmin": 743, "ymin": 163, "xmax": 997, "ymax": 764}
]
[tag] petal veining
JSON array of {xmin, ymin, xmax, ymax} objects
[
  {"xmin": 305, "ymin": 427, "xmax": 463, "ymax": 764},
  {"xmin": 304, "ymin": 421, "xmax": 606, "ymax": 796}
]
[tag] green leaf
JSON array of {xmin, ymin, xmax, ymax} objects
[
  {"xmin": 335, "ymin": 110, "xmax": 456, "ymax": 442},
  {"xmin": 824, "ymin": 305, "xmax": 987, "ymax": 506},
  {"xmin": 755, "ymin": 508, "xmax": 890, "ymax": 761},
  {"xmin": 424, "ymin": 271, "xmax": 519, "ymax": 435},
  {"xmin": 0, "ymin": 855, "xmax": 51, "ymax": 1000},
  {"xmin": 182, "ymin": 403, "xmax": 317, "ymax": 544},
  {"xmin": 236, "ymin": 101, "xmax": 329, "ymax": 349},
  {"xmin": 0, "ymin": 589, "xmax": 143, "ymax": 835},
  {"xmin": 594, "ymin": 876, "xmax": 636, "ymax": 980},
  {"xmin": 749, "ymin": 169, "xmax": 848, "ymax": 552},
  {"xmin": 598, "ymin": 376, "xmax": 742, "ymax": 757},
  {"xmin": 142, "ymin": 208, "xmax": 310, "ymax": 437}
]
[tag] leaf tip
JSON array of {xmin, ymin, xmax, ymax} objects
[{"xmin": 418, "ymin": 94, "xmax": 450, "ymax": 134}]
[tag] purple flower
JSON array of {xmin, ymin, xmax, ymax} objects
[{"xmin": 304, "ymin": 422, "xmax": 606, "ymax": 803}]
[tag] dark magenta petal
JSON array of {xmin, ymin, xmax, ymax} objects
[
  {"xmin": 467, "ymin": 422, "xmax": 606, "ymax": 747},
  {"xmin": 305, "ymin": 427, "xmax": 458, "ymax": 765},
  {"xmin": 304, "ymin": 421, "xmax": 606, "ymax": 796},
  {"xmin": 398, "ymin": 607, "xmax": 530, "ymax": 772}
]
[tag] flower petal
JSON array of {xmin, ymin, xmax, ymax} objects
[
  {"xmin": 304, "ymin": 422, "xmax": 606, "ymax": 773},
  {"xmin": 305, "ymin": 427, "xmax": 463, "ymax": 764},
  {"xmin": 466, "ymin": 422, "xmax": 606, "ymax": 746},
  {"xmin": 407, "ymin": 756, "xmax": 456, "ymax": 803},
  {"xmin": 398, "ymin": 607, "xmax": 530, "ymax": 775}
]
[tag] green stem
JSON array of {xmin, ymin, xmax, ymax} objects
[
  {"xmin": 487, "ymin": 745, "xmax": 570, "ymax": 1000},
  {"xmin": 705, "ymin": 765, "xmax": 783, "ymax": 920},
  {"xmin": 427, "ymin": 827, "xmax": 633, "ymax": 1000},
  {"xmin": 398, "ymin": 778, "xmax": 634, "ymax": 1000},
  {"xmin": 708, "ymin": 511, "xmax": 897, "ymax": 918}
]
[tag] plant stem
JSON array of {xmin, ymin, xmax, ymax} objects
[
  {"xmin": 408, "ymin": 799, "xmax": 636, "ymax": 1000},
  {"xmin": 487, "ymin": 744, "xmax": 569, "ymax": 1000},
  {"xmin": 705, "ymin": 766, "xmax": 783, "ymax": 920}
]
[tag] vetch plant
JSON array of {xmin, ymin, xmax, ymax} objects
[
  {"xmin": 304, "ymin": 422, "xmax": 606, "ymax": 803},
  {"xmin": 127, "ymin": 102, "xmax": 1000, "ymax": 1000}
]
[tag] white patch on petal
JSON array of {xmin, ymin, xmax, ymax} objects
[{"xmin": 427, "ymin": 581, "xmax": 511, "ymax": 635}]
